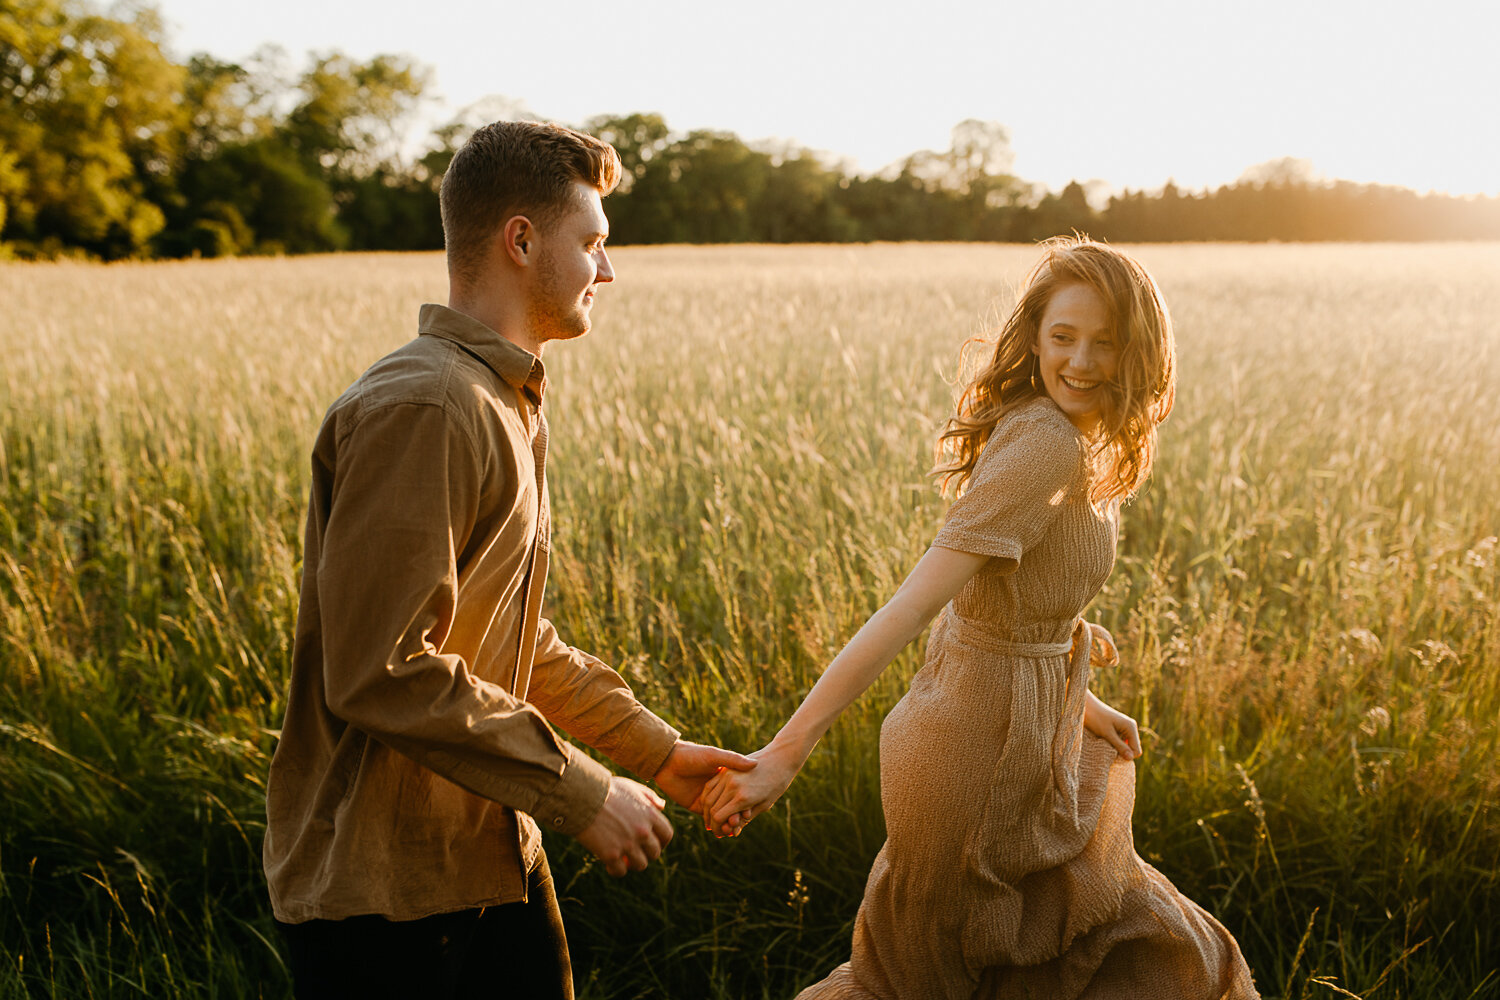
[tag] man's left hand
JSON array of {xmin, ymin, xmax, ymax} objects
[{"xmin": 652, "ymin": 740, "xmax": 756, "ymax": 811}]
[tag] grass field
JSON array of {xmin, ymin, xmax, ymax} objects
[{"xmin": 1, "ymin": 242, "xmax": 1497, "ymax": 999}]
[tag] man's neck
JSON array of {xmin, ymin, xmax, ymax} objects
[{"xmin": 447, "ymin": 289, "xmax": 543, "ymax": 358}]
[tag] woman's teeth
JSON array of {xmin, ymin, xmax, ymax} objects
[{"xmin": 1060, "ymin": 375, "xmax": 1099, "ymax": 390}]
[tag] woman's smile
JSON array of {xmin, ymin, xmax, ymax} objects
[{"xmin": 1032, "ymin": 282, "xmax": 1119, "ymax": 431}]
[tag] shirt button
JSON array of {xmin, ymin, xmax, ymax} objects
[{"xmin": 552, "ymin": 817, "xmax": 564, "ymax": 828}]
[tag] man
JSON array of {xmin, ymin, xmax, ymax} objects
[{"xmin": 263, "ymin": 120, "xmax": 753, "ymax": 999}]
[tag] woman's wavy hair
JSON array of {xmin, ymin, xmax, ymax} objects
[{"xmin": 934, "ymin": 235, "xmax": 1176, "ymax": 505}]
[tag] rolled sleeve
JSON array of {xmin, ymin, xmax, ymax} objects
[{"xmin": 527, "ymin": 618, "xmax": 681, "ymax": 782}]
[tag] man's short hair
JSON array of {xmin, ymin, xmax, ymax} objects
[{"xmin": 439, "ymin": 121, "xmax": 622, "ymax": 284}]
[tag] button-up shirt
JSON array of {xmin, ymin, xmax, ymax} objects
[{"xmin": 264, "ymin": 304, "xmax": 679, "ymax": 923}]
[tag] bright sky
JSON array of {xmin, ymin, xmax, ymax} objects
[{"xmin": 151, "ymin": 0, "xmax": 1500, "ymax": 197}]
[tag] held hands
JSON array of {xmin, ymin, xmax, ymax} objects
[
  {"xmin": 693, "ymin": 737, "xmax": 808, "ymax": 838},
  {"xmin": 651, "ymin": 739, "xmax": 757, "ymax": 811},
  {"xmin": 574, "ymin": 740, "xmax": 756, "ymax": 877}
]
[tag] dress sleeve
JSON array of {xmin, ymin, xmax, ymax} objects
[{"xmin": 932, "ymin": 403, "xmax": 1085, "ymax": 573}]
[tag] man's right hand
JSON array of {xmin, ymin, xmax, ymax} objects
[{"xmin": 574, "ymin": 776, "xmax": 674, "ymax": 877}]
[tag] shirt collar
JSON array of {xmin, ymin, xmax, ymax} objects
[{"xmin": 417, "ymin": 303, "xmax": 547, "ymax": 405}]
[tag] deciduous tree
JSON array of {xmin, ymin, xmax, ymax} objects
[{"xmin": 0, "ymin": 0, "xmax": 183, "ymax": 256}]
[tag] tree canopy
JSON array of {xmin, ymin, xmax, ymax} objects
[{"xmin": 2, "ymin": 0, "xmax": 1496, "ymax": 260}]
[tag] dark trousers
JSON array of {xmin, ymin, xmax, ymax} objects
[{"xmin": 276, "ymin": 852, "xmax": 571, "ymax": 1000}]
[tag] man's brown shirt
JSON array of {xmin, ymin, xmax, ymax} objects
[{"xmin": 264, "ymin": 304, "xmax": 678, "ymax": 923}]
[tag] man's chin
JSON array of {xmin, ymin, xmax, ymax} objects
[{"xmin": 545, "ymin": 324, "xmax": 590, "ymax": 345}]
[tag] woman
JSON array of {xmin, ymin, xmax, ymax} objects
[{"xmin": 697, "ymin": 236, "xmax": 1258, "ymax": 999}]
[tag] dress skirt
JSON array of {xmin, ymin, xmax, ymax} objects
[{"xmin": 794, "ymin": 613, "xmax": 1258, "ymax": 1000}]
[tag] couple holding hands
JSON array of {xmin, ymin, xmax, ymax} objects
[{"xmin": 263, "ymin": 121, "xmax": 1258, "ymax": 999}]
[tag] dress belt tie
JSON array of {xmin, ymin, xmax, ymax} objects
[
  {"xmin": 943, "ymin": 609, "xmax": 1083, "ymax": 659},
  {"xmin": 943, "ymin": 611, "xmax": 1094, "ymax": 801}
]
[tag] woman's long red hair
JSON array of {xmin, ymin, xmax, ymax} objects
[{"xmin": 934, "ymin": 235, "xmax": 1176, "ymax": 505}]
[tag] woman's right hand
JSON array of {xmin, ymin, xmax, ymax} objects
[{"xmin": 694, "ymin": 737, "xmax": 809, "ymax": 837}]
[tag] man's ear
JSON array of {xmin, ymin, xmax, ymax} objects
[{"xmin": 501, "ymin": 215, "xmax": 533, "ymax": 267}]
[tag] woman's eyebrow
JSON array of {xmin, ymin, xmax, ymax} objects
[{"xmin": 1048, "ymin": 321, "xmax": 1112, "ymax": 334}]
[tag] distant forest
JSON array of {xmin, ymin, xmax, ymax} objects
[{"xmin": 4, "ymin": 1, "xmax": 1499, "ymax": 260}]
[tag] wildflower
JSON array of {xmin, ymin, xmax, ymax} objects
[
  {"xmin": 1464, "ymin": 536, "xmax": 1497, "ymax": 569},
  {"xmin": 1341, "ymin": 628, "xmax": 1382, "ymax": 657},
  {"xmin": 1360, "ymin": 706, "xmax": 1390, "ymax": 737}
]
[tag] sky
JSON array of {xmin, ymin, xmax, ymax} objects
[{"xmin": 149, "ymin": 0, "xmax": 1500, "ymax": 198}]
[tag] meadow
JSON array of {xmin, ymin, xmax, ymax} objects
[{"xmin": 0, "ymin": 242, "xmax": 1496, "ymax": 999}]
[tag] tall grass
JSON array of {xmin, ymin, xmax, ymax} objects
[{"xmin": 1, "ymin": 244, "xmax": 1496, "ymax": 998}]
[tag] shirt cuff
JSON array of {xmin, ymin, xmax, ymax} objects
[
  {"xmin": 531, "ymin": 746, "xmax": 613, "ymax": 838},
  {"xmin": 606, "ymin": 709, "xmax": 681, "ymax": 782}
]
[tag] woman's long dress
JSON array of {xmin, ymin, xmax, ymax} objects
[{"xmin": 797, "ymin": 398, "xmax": 1258, "ymax": 1000}]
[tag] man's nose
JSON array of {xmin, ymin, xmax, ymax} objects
[{"xmin": 595, "ymin": 248, "xmax": 615, "ymax": 284}]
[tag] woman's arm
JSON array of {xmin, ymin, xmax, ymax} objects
[
  {"xmin": 1079, "ymin": 622, "xmax": 1141, "ymax": 759},
  {"xmin": 697, "ymin": 544, "xmax": 988, "ymax": 833}
]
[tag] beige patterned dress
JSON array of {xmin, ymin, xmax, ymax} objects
[{"xmin": 797, "ymin": 398, "xmax": 1258, "ymax": 1000}]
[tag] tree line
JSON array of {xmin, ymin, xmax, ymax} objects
[{"xmin": 3, "ymin": 1, "xmax": 1497, "ymax": 261}]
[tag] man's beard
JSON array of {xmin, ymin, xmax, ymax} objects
[{"xmin": 527, "ymin": 249, "xmax": 589, "ymax": 343}]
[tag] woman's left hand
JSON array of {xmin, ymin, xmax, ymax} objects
[
  {"xmin": 693, "ymin": 737, "xmax": 807, "ymax": 837},
  {"xmin": 1083, "ymin": 690, "xmax": 1141, "ymax": 760}
]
